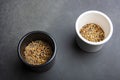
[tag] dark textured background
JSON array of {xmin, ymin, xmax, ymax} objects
[{"xmin": 0, "ymin": 0, "xmax": 120, "ymax": 80}]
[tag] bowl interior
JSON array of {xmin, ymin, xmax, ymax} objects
[
  {"xmin": 19, "ymin": 31, "xmax": 55, "ymax": 66},
  {"xmin": 76, "ymin": 11, "xmax": 113, "ymax": 45}
]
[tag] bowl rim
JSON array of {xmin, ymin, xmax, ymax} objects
[
  {"xmin": 17, "ymin": 31, "xmax": 57, "ymax": 67},
  {"xmin": 75, "ymin": 10, "xmax": 113, "ymax": 45}
]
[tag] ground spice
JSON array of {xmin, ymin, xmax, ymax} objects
[
  {"xmin": 80, "ymin": 23, "xmax": 105, "ymax": 42},
  {"xmin": 23, "ymin": 40, "xmax": 52, "ymax": 65}
]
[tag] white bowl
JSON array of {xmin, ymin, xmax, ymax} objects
[{"xmin": 75, "ymin": 10, "xmax": 113, "ymax": 52}]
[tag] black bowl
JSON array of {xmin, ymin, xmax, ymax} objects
[{"xmin": 17, "ymin": 31, "xmax": 56, "ymax": 72}]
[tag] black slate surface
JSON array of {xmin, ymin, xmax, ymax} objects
[{"xmin": 0, "ymin": 0, "xmax": 120, "ymax": 80}]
